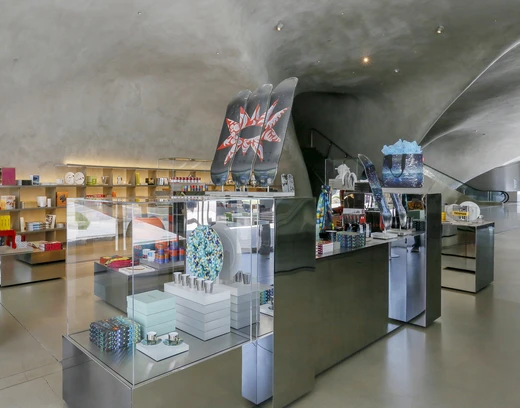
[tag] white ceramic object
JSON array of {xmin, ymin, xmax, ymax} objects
[
  {"xmin": 65, "ymin": 172, "xmax": 75, "ymax": 185},
  {"xmin": 212, "ymin": 222, "xmax": 240, "ymax": 283},
  {"xmin": 335, "ymin": 164, "xmax": 357, "ymax": 189},
  {"xmin": 36, "ymin": 196, "xmax": 47, "ymax": 207},
  {"xmin": 74, "ymin": 172, "xmax": 85, "ymax": 185},
  {"xmin": 460, "ymin": 201, "xmax": 481, "ymax": 222}
]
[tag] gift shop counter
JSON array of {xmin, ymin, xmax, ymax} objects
[
  {"xmin": 62, "ymin": 195, "xmax": 441, "ymax": 408},
  {"xmin": 314, "ymin": 193, "xmax": 441, "ymax": 373}
]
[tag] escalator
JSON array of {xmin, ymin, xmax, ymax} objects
[
  {"xmin": 301, "ymin": 128, "xmax": 509, "ymax": 204},
  {"xmin": 423, "ymin": 165, "xmax": 509, "ymax": 204}
]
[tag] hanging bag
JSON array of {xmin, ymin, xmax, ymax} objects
[{"xmin": 382, "ymin": 153, "xmax": 423, "ymax": 188}]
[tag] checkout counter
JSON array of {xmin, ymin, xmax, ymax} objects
[{"xmin": 313, "ymin": 193, "xmax": 441, "ymax": 378}]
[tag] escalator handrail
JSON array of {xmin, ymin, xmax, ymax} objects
[
  {"xmin": 310, "ymin": 128, "xmax": 356, "ymax": 160},
  {"xmin": 424, "ymin": 164, "xmax": 509, "ymax": 203}
]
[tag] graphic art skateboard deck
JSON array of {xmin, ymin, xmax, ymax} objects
[
  {"xmin": 210, "ymin": 89, "xmax": 251, "ymax": 186},
  {"xmin": 253, "ymin": 77, "xmax": 298, "ymax": 187},
  {"xmin": 230, "ymin": 84, "xmax": 273, "ymax": 187}
]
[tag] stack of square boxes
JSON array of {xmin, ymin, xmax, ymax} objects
[
  {"xmin": 126, "ymin": 290, "xmax": 176, "ymax": 338},
  {"xmin": 219, "ymin": 283, "xmax": 259, "ymax": 329},
  {"xmin": 164, "ymin": 282, "xmax": 230, "ymax": 341}
]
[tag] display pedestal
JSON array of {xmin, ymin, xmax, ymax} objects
[
  {"xmin": 164, "ymin": 282, "xmax": 230, "ymax": 340},
  {"xmin": 220, "ymin": 283, "xmax": 258, "ymax": 329},
  {"xmin": 136, "ymin": 335, "xmax": 189, "ymax": 361}
]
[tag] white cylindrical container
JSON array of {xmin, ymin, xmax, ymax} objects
[{"xmin": 47, "ymin": 198, "xmax": 52, "ymax": 207}]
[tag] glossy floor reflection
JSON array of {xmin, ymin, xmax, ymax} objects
[{"xmin": 0, "ymin": 226, "xmax": 519, "ymax": 407}]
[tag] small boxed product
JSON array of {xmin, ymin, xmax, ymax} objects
[
  {"xmin": 1, "ymin": 196, "xmax": 16, "ymax": 210},
  {"xmin": 316, "ymin": 241, "xmax": 334, "ymax": 255},
  {"xmin": 0, "ymin": 168, "xmax": 16, "ymax": 185},
  {"xmin": 56, "ymin": 192, "xmax": 68, "ymax": 207},
  {"xmin": 38, "ymin": 241, "xmax": 62, "ymax": 251},
  {"xmin": 89, "ymin": 316, "xmax": 141, "ymax": 352}
]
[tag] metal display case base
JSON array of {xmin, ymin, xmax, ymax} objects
[
  {"xmin": 62, "ymin": 336, "xmax": 252, "ymax": 408},
  {"xmin": 0, "ymin": 255, "xmax": 65, "ymax": 286}
]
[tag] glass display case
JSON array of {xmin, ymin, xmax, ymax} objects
[{"xmin": 64, "ymin": 196, "xmax": 276, "ymax": 407}]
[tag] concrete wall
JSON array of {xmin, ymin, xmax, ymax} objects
[{"xmin": 4, "ymin": 0, "xmax": 520, "ymax": 193}]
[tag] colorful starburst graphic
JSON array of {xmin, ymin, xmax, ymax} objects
[{"xmin": 217, "ymin": 99, "xmax": 287, "ymax": 164}]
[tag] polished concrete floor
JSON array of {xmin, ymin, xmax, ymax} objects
[{"xmin": 0, "ymin": 217, "xmax": 519, "ymax": 407}]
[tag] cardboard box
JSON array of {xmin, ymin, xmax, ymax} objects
[{"xmin": 56, "ymin": 192, "xmax": 68, "ymax": 207}]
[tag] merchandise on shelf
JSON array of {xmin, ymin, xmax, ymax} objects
[
  {"xmin": 0, "ymin": 215, "xmax": 11, "ymax": 230},
  {"xmin": 260, "ymin": 287, "xmax": 274, "ymax": 306},
  {"xmin": 100, "ymin": 256, "xmax": 138, "ymax": 269},
  {"xmin": 0, "ymin": 195, "xmax": 16, "ymax": 210},
  {"xmin": 0, "ymin": 168, "xmax": 16, "ymax": 185},
  {"xmin": 337, "ymin": 231, "xmax": 366, "ymax": 249},
  {"xmin": 316, "ymin": 241, "xmax": 334, "ymax": 255},
  {"xmin": 89, "ymin": 316, "xmax": 141, "ymax": 352},
  {"xmin": 36, "ymin": 241, "xmax": 63, "ymax": 251}
]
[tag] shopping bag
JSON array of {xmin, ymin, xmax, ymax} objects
[{"xmin": 382, "ymin": 154, "xmax": 423, "ymax": 188}]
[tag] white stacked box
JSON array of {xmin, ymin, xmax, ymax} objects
[
  {"xmin": 126, "ymin": 290, "xmax": 176, "ymax": 337},
  {"xmin": 220, "ymin": 283, "xmax": 260, "ymax": 329},
  {"xmin": 164, "ymin": 282, "xmax": 230, "ymax": 341}
]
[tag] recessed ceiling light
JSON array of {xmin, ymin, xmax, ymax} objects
[
  {"xmin": 216, "ymin": 52, "xmax": 220, "ymax": 55},
  {"xmin": 276, "ymin": 22, "xmax": 284, "ymax": 31},
  {"xmin": 137, "ymin": 11, "xmax": 142, "ymax": 15},
  {"xmin": 317, "ymin": 60, "xmax": 321, "ymax": 63},
  {"xmin": 394, "ymin": 68, "xmax": 400, "ymax": 73},
  {"xmin": 362, "ymin": 56, "xmax": 370, "ymax": 64},
  {"xmin": 436, "ymin": 25, "xmax": 444, "ymax": 34}
]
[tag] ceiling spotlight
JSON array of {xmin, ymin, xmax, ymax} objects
[
  {"xmin": 276, "ymin": 22, "xmax": 284, "ymax": 31},
  {"xmin": 137, "ymin": 11, "xmax": 142, "ymax": 15},
  {"xmin": 394, "ymin": 68, "xmax": 400, "ymax": 73},
  {"xmin": 317, "ymin": 60, "xmax": 321, "ymax": 63},
  {"xmin": 436, "ymin": 25, "xmax": 444, "ymax": 34},
  {"xmin": 216, "ymin": 52, "xmax": 220, "ymax": 55},
  {"xmin": 362, "ymin": 56, "xmax": 370, "ymax": 64}
]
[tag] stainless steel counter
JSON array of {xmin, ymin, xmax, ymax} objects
[
  {"xmin": 441, "ymin": 221, "xmax": 495, "ymax": 292},
  {"xmin": 311, "ymin": 193, "xmax": 442, "ymax": 375}
]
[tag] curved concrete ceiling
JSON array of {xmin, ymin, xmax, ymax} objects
[
  {"xmin": 2, "ymin": 0, "xmax": 520, "ymax": 192},
  {"xmin": 422, "ymin": 42, "xmax": 520, "ymax": 182}
]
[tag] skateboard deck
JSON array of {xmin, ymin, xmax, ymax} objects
[
  {"xmin": 210, "ymin": 89, "xmax": 251, "ymax": 186},
  {"xmin": 230, "ymin": 84, "xmax": 273, "ymax": 187},
  {"xmin": 253, "ymin": 77, "xmax": 298, "ymax": 187}
]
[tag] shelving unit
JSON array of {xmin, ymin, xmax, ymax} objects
[
  {"xmin": 0, "ymin": 184, "xmax": 68, "ymax": 243},
  {"xmin": 55, "ymin": 163, "xmax": 173, "ymax": 199}
]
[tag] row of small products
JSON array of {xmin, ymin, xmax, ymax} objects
[
  {"xmin": 171, "ymin": 177, "xmax": 204, "ymax": 184},
  {"xmin": 180, "ymin": 185, "xmax": 208, "ymax": 192}
]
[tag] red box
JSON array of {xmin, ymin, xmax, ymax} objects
[{"xmin": 1, "ymin": 168, "xmax": 16, "ymax": 185}]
